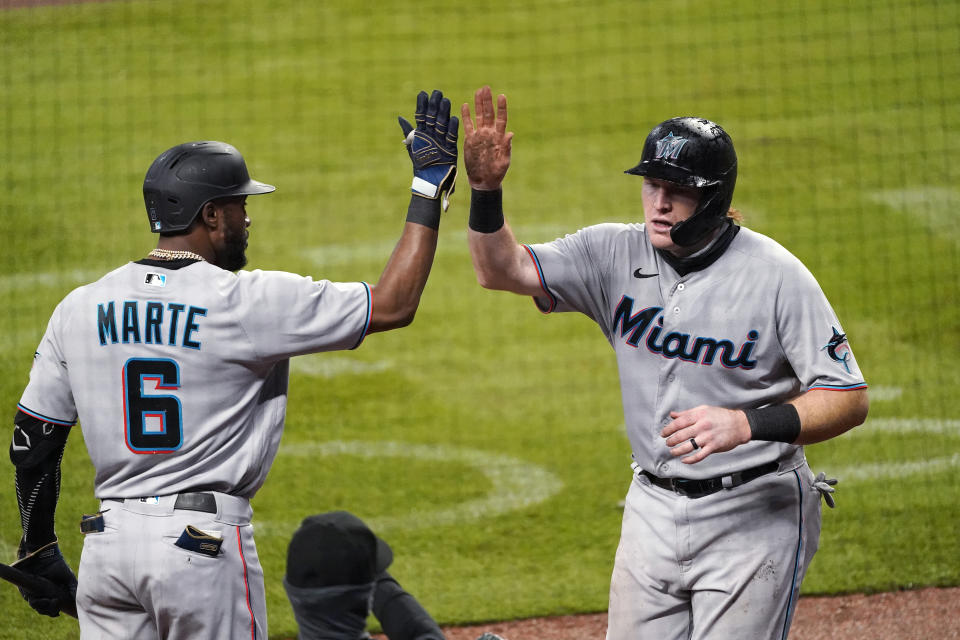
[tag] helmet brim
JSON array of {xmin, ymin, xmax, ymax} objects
[
  {"xmin": 624, "ymin": 161, "xmax": 717, "ymax": 188},
  {"xmin": 237, "ymin": 179, "xmax": 276, "ymax": 195}
]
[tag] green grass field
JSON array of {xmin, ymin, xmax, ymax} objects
[{"xmin": 1, "ymin": 0, "xmax": 958, "ymax": 638}]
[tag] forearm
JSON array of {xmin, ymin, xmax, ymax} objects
[
  {"xmin": 467, "ymin": 191, "xmax": 541, "ymax": 295},
  {"xmin": 10, "ymin": 412, "xmax": 70, "ymax": 552},
  {"xmin": 15, "ymin": 463, "xmax": 61, "ymax": 552},
  {"xmin": 368, "ymin": 199, "xmax": 439, "ymax": 333},
  {"xmin": 663, "ymin": 388, "xmax": 869, "ymax": 463},
  {"xmin": 9, "ymin": 412, "xmax": 78, "ymax": 618},
  {"xmin": 373, "ymin": 572, "xmax": 445, "ymax": 640},
  {"xmin": 742, "ymin": 388, "xmax": 869, "ymax": 445},
  {"xmin": 787, "ymin": 387, "xmax": 869, "ymax": 445},
  {"xmin": 468, "ymin": 225, "xmax": 529, "ymax": 291}
]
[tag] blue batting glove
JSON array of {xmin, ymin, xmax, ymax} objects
[{"xmin": 398, "ymin": 90, "xmax": 459, "ymax": 211}]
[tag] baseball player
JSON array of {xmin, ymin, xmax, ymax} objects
[
  {"xmin": 8, "ymin": 89, "xmax": 458, "ymax": 639},
  {"xmin": 460, "ymin": 86, "xmax": 869, "ymax": 640}
]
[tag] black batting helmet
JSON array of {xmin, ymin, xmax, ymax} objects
[
  {"xmin": 143, "ymin": 141, "xmax": 275, "ymax": 233},
  {"xmin": 625, "ymin": 117, "xmax": 737, "ymax": 247}
]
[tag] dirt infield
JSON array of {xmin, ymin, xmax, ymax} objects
[{"xmin": 375, "ymin": 586, "xmax": 960, "ymax": 640}]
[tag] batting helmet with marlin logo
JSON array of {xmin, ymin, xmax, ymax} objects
[{"xmin": 625, "ymin": 117, "xmax": 737, "ymax": 247}]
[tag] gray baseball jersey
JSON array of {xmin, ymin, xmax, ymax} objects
[
  {"xmin": 525, "ymin": 223, "xmax": 867, "ymax": 479},
  {"xmin": 18, "ymin": 259, "xmax": 371, "ymax": 499}
]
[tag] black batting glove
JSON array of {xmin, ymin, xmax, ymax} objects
[
  {"xmin": 398, "ymin": 89, "xmax": 459, "ymax": 211},
  {"xmin": 13, "ymin": 540, "xmax": 78, "ymax": 617}
]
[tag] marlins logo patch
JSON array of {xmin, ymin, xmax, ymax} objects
[
  {"xmin": 654, "ymin": 132, "xmax": 688, "ymax": 160},
  {"xmin": 145, "ymin": 273, "xmax": 167, "ymax": 287},
  {"xmin": 821, "ymin": 327, "xmax": 851, "ymax": 372}
]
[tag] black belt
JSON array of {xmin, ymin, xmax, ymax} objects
[
  {"xmin": 641, "ymin": 462, "xmax": 779, "ymax": 499},
  {"xmin": 82, "ymin": 492, "xmax": 217, "ymax": 533},
  {"xmin": 117, "ymin": 492, "xmax": 218, "ymax": 513},
  {"xmin": 173, "ymin": 492, "xmax": 218, "ymax": 514}
]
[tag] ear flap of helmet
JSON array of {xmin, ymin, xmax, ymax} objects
[{"xmin": 669, "ymin": 183, "xmax": 726, "ymax": 246}]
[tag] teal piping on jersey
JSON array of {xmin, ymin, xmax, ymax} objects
[
  {"xmin": 351, "ymin": 282, "xmax": 372, "ymax": 350},
  {"xmin": 522, "ymin": 245, "xmax": 558, "ymax": 313},
  {"xmin": 16, "ymin": 404, "xmax": 75, "ymax": 427},
  {"xmin": 781, "ymin": 468, "xmax": 805, "ymax": 640},
  {"xmin": 808, "ymin": 382, "xmax": 868, "ymax": 391}
]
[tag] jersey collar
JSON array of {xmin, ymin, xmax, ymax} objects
[{"xmin": 656, "ymin": 222, "xmax": 739, "ymax": 277}]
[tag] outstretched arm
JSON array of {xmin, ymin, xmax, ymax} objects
[
  {"xmin": 462, "ymin": 86, "xmax": 542, "ymax": 296},
  {"xmin": 368, "ymin": 90, "xmax": 458, "ymax": 333},
  {"xmin": 368, "ymin": 222, "xmax": 439, "ymax": 332},
  {"xmin": 661, "ymin": 388, "xmax": 869, "ymax": 464}
]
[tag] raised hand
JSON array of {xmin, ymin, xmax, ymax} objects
[
  {"xmin": 461, "ymin": 86, "xmax": 513, "ymax": 191},
  {"xmin": 398, "ymin": 89, "xmax": 459, "ymax": 211}
]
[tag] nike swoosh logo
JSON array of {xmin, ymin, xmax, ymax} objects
[{"xmin": 633, "ymin": 268, "xmax": 658, "ymax": 279}]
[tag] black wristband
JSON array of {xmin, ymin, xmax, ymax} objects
[
  {"xmin": 469, "ymin": 188, "xmax": 505, "ymax": 233},
  {"xmin": 744, "ymin": 404, "xmax": 802, "ymax": 443},
  {"xmin": 405, "ymin": 194, "xmax": 442, "ymax": 230}
]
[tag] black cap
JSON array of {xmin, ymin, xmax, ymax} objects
[{"xmin": 286, "ymin": 511, "xmax": 394, "ymax": 588}]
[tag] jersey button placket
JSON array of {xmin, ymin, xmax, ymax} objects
[
  {"xmin": 660, "ymin": 284, "xmax": 681, "ymax": 478},
  {"xmin": 654, "ymin": 417, "xmax": 670, "ymax": 455},
  {"xmin": 672, "ymin": 279, "xmax": 685, "ymax": 315}
]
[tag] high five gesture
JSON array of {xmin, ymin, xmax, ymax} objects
[{"xmin": 461, "ymin": 86, "xmax": 513, "ymax": 191}]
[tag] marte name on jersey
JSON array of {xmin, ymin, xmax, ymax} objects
[
  {"xmin": 97, "ymin": 300, "xmax": 207, "ymax": 349},
  {"xmin": 613, "ymin": 296, "xmax": 758, "ymax": 370}
]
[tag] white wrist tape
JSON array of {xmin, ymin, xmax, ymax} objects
[{"xmin": 411, "ymin": 176, "xmax": 439, "ymax": 198}]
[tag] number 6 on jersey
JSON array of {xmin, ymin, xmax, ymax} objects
[{"xmin": 123, "ymin": 358, "xmax": 183, "ymax": 453}]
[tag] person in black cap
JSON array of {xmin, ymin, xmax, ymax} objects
[{"xmin": 285, "ymin": 510, "xmax": 468, "ymax": 640}]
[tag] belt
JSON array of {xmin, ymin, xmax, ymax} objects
[
  {"xmin": 119, "ymin": 492, "xmax": 218, "ymax": 513},
  {"xmin": 80, "ymin": 492, "xmax": 216, "ymax": 534},
  {"xmin": 640, "ymin": 461, "xmax": 779, "ymax": 499},
  {"xmin": 172, "ymin": 492, "xmax": 218, "ymax": 514}
]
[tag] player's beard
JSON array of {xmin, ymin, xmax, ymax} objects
[{"xmin": 219, "ymin": 223, "xmax": 248, "ymax": 271}]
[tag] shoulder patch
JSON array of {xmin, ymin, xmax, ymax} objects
[{"xmin": 821, "ymin": 327, "xmax": 851, "ymax": 372}]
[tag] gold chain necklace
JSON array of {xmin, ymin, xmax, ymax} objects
[{"xmin": 148, "ymin": 248, "xmax": 206, "ymax": 262}]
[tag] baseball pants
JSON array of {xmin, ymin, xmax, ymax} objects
[
  {"xmin": 76, "ymin": 492, "xmax": 266, "ymax": 640},
  {"xmin": 606, "ymin": 461, "xmax": 821, "ymax": 640}
]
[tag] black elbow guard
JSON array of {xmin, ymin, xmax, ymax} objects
[{"xmin": 10, "ymin": 411, "xmax": 71, "ymax": 469}]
